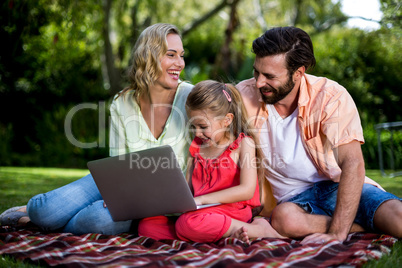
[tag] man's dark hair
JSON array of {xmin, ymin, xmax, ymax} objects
[{"xmin": 252, "ymin": 26, "xmax": 316, "ymax": 73}]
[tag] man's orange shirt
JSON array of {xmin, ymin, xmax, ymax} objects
[{"xmin": 237, "ymin": 74, "xmax": 382, "ymax": 216}]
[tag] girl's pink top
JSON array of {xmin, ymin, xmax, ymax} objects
[{"xmin": 189, "ymin": 133, "xmax": 260, "ymax": 208}]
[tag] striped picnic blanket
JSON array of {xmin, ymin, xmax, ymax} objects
[{"xmin": 0, "ymin": 226, "xmax": 397, "ymax": 267}]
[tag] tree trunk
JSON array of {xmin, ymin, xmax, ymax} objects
[
  {"xmin": 223, "ymin": 0, "xmax": 240, "ymax": 75},
  {"xmin": 292, "ymin": 0, "xmax": 303, "ymax": 26},
  {"xmin": 102, "ymin": 0, "xmax": 121, "ymax": 95},
  {"xmin": 253, "ymin": 0, "xmax": 267, "ymax": 31},
  {"xmin": 213, "ymin": 0, "xmax": 241, "ymax": 79}
]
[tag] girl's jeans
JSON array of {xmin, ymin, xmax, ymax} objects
[{"xmin": 27, "ymin": 173, "xmax": 132, "ymax": 235}]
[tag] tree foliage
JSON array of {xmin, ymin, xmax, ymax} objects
[
  {"xmin": 311, "ymin": 27, "xmax": 401, "ymax": 125},
  {"xmin": 380, "ymin": 0, "xmax": 402, "ymax": 30},
  {"xmin": 0, "ymin": 0, "xmax": 400, "ymax": 168}
]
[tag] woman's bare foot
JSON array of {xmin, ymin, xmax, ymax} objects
[{"xmin": 229, "ymin": 217, "xmax": 286, "ymax": 244}]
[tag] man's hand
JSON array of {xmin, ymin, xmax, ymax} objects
[{"xmin": 300, "ymin": 232, "xmax": 342, "ymax": 245}]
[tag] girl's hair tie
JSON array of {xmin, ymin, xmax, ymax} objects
[{"xmin": 222, "ymin": 85, "xmax": 232, "ymax": 102}]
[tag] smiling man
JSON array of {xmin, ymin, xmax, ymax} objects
[{"xmin": 235, "ymin": 26, "xmax": 402, "ymax": 244}]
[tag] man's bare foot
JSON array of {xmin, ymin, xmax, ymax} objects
[{"xmin": 230, "ymin": 217, "xmax": 286, "ymax": 244}]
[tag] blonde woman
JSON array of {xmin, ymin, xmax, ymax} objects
[{"xmin": 0, "ymin": 23, "xmax": 193, "ymax": 235}]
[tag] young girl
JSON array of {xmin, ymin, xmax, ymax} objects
[{"xmin": 138, "ymin": 80, "xmax": 284, "ymax": 243}]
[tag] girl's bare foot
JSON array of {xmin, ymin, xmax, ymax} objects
[
  {"xmin": 233, "ymin": 226, "xmax": 251, "ymax": 244},
  {"xmin": 229, "ymin": 217, "xmax": 286, "ymax": 244}
]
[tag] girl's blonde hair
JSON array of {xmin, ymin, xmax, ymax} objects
[
  {"xmin": 185, "ymin": 80, "xmax": 264, "ymax": 182},
  {"xmin": 117, "ymin": 23, "xmax": 181, "ymax": 102}
]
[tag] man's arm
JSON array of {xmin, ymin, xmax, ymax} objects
[
  {"xmin": 301, "ymin": 140, "xmax": 365, "ymax": 243},
  {"xmin": 328, "ymin": 140, "xmax": 365, "ymax": 240}
]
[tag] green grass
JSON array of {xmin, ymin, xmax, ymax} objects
[
  {"xmin": 0, "ymin": 167, "xmax": 88, "ymax": 268},
  {"xmin": 361, "ymin": 170, "xmax": 402, "ymax": 267},
  {"xmin": 0, "ymin": 167, "xmax": 401, "ymax": 267}
]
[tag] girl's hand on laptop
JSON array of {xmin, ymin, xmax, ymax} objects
[
  {"xmin": 103, "ymin": 201, "xmax": 107, "ymax": 208},
  {"xmin": 194, "ymin": 196, "xmax": 202, "ymax": 206}
]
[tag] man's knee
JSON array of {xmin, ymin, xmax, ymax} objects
[
  {"xmin": 271, "ymin": 203, "xmax": 305, "ymax": 235},
  {"xmin": 375, "ymin": 199, "xmax": 402, "ymax": 238}
]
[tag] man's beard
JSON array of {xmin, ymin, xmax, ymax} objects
[{"xmin": 259, "ymin": 75, "xmax": 295, "ymax": 104}]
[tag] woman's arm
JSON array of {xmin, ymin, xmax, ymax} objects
[
  {"xmin": 194, "ymin": 137, "xmax": 258, "ymax": 205},
  {"xmin": 109, "ymin": 100, "xmax": 129, "ymax": 157}
]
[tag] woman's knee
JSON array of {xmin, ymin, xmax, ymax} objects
[{"xmin": 27, "ymin": 193, "xmax": 63, "ymax": 230}]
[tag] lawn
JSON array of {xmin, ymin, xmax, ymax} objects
[{"xmin": 0, "ymin": 167, "xmax": 401, "ymax": 267}]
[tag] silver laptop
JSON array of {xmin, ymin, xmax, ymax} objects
[{"xmin": 87, "ymin": 145, "xmax": 219, "ymax": 221}]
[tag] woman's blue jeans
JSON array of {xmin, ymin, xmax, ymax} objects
[{"xmin": 26, "ymin": 173, "xmax": 132, "ymax": 235}]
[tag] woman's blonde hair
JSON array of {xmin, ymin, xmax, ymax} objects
[
  {"xmin": 185, "ymin": 80, "xmax": 264, "ymax": 181},
  {"xmin": 118, "ymin": 23, "xmax": 181, "ymax": 102}
]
